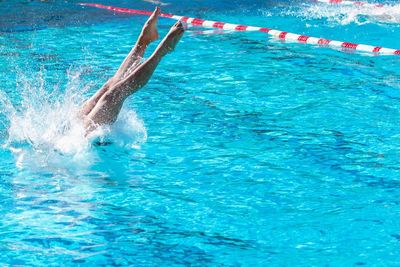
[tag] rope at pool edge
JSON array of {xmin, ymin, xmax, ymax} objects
[{"xmin": 78, "ymin": 3, "xmax": 400, "ymax": 56}]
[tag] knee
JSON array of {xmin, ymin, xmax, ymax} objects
[
  {"xmin": 105, "ymin": 77, "xmax": 117, "ymax": 88},
  {"xmin": 102, "ymin": 87, "xmax": 124, "ymax": 105}
]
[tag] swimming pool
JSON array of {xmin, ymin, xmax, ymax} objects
[{"xmin": 1, "ymin": 0, "xmax": 400, "ymax": 265}]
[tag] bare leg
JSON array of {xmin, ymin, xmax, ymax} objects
[
  {"xmin": 84, "ymin": 21, "xmax": 184, "ymax": 133},
  {"xmin": 80, "ymin": 7, "xmax": 161, "ymax": 117},
  {"xmin": 114, "ymin": 7, "xmax": 160, "ymax": 80}
]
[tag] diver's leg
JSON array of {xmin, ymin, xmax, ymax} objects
[
  {"xmin": 114, "ymin": 6, "xmax": 160, "ymax": 80},
  {"xmin": 79, "ymin": 7, "xmax": 160, "ymax": 117},
  {"xmin": 79, "ymin": 79, "xmax": 114, "ymax": 117},
  {"xmin": 112, "ymin": 21, "xmax": 184, "ymax": 99},
  {"xmin": 84, "ymin": 21, "xmax": 184, "ymax": 131}
]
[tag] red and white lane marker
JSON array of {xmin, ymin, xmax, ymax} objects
[
  {"xmin": 79, "ymin": 3, "xmax": 400, "ymax": 56},
  {"xmin": 315, "ymin": 0, "xmax": 386, "ymax": 8}
]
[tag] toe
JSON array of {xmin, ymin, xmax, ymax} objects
[
  {"xmin": 149, "ymin": 7, "xmax": 160, "ymax": 20},
  {"xmin": 173, "ymin": 21, "xmax": 184, "ymax": 29}
]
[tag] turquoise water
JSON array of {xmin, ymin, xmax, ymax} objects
[{"xmin": 1, "ymin": 0, "xmax": 400, "ymax": 265}]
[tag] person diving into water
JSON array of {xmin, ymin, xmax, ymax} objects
[{"xmin": 79, "ymin": 7, "xmax": 184, "ymax": 133}]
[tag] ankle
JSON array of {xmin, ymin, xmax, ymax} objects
[{"xmin": 137, "ymin": 35, "xmax": 150, "ymax": 47}]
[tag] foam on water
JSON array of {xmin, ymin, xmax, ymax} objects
[
  {"xmin": 288, "ymin": 2, "xmax": 400, "ymax": 26},
  {"xmin": 0, "ymin": 68, "xmax": 147, "ymax": 169}
]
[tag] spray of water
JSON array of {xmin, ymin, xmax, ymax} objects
[
  {"xmin": 288, "ymin": 2, "xmax": 400, "ymax": 26},
  {"xmin": 0, "ymin": 68, "xmax": 147, "ymax": 169}
]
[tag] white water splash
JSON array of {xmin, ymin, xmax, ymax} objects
[
  {"xmin": 288, "ymin": 3, "xmax": 400, "ymax": 26},
  {"xmin": 0, "ymin": 68, "xmax": 147, "ymax": 169}
]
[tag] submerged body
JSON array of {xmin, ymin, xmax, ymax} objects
[{"xmin": 80, "ymin": 7, "xmax": 184, "ymax": 133}]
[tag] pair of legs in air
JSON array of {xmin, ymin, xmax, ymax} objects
[{"xmin": 80, "ymin": 7, "xmax": 184, "ymax": 133}]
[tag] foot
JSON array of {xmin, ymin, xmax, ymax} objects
[
  {"xmin": 139, "ymin": 7, "xmax": 160, "ymax": 45},
  {"xmin": 157, "ymin": 21, "xmax": 185, "ymax": 56}
]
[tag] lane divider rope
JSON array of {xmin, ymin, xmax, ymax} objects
[
  {"xmin": 315, "ymin": 0, "xmax": 386, "ymax": 8},
  {"xmin": 79, "ymin": 3, "xmax": 400, "ymax": 56}
]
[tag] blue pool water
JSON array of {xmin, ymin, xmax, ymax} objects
[{"xmin": 1, "ymin": 0, "xmax": 400, "ymax": 265}]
